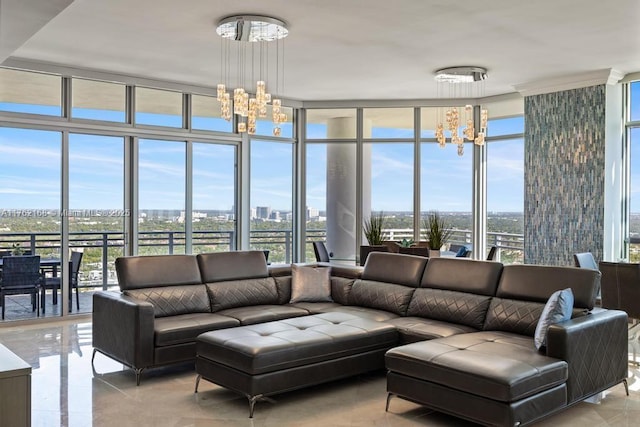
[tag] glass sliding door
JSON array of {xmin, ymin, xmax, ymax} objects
[
  {"xmin": 0, "ymin": 127, "xmax": 61, "ymax": 321},
  {"xmin": 250, "ymin": 140, "xmax": 293, "ymax": 263},
  {"xmin": 192, "ymin": 142, "xmax": 237, "ymax": 254},
  {"xmin": 138, "ymin": 139, "xmax": 186, "ymax": 254},
  {"xmin": 69, "ymin": 134, "xmax": 125, "ymax": 313}
]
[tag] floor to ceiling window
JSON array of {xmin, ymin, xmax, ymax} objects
[
  {"xmin": 363, "ymin": 108, "xmax": 415, "ymax": 245},
  {"xmin": 628, "ymin": 79, "xmax": 640, "ymax": 260},
  {"xmin": 420, "ymin": 107, "xmax": 473, "ymax": 249},
  {"xmin": 69, "ymin": 134, "xmax": 125, "ymax": 312},
  {"xmin": 191, "ymin": 142, "xmax": 237, "ymax": 254},
  {"xmin": 486, "ymin": 116, "xmax": 524, "ymax": 263},
  {"xmin": 137, "ymin": 139, "xmax": 186, "ymax": 255},
  {"xmin": 250, "ymin": 140, "xmax": 293, "ymax": 263},
  {"xmin": 0, "ymin": 128, "xmax": 62, "ymax": 321}
]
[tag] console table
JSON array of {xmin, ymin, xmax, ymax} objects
[{"xmin": 0, "ymin": 343, "xmax": 31, "ymax": 427}]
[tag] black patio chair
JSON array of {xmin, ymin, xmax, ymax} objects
[
  {"xmin": 312, "ymin": 241, "xmax": 330, "ymax": 262},
  {"xmin": 0, "ymin": 255, "xmax": 44, "ymax": 319},
  {"xmin": 44, "ymin": 251, "xmax": 84, "ymax": 311}
]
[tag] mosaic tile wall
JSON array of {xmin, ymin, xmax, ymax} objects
[{"xmin": 524, "ymin": 85, "xmax": 606, "ymax": 265}]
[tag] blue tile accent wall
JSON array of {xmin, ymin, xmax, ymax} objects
[{"xmin": 524, "ymin": 85, "xmax": 606, "ymax": 265}]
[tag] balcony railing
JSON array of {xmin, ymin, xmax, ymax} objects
[{"xmin": 0, "ymin": 228, "xmax": 524, "ymax": 291}]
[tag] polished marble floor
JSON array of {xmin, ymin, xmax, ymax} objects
[{"xmin": 0, "ymin": 319, "xmax": 639, "ymax": 427}]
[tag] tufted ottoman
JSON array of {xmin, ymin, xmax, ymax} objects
[{"xmin": 195, "ymin": 312, "xmax": 398, "ymax": 417}]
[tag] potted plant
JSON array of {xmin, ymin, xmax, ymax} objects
[
  {"xmin": 360, "ymin": 211, "xmax": 389, "ymax": 265},
  {"xmin": 423, "ymin": 211, "xmax": 453, "ymax": 257}
]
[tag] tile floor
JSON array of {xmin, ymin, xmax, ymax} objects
[{"xmin": 0, "ymin": 319, "xmax": 639, "ymax": 427}]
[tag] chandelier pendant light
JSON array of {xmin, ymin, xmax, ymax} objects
[
  {"xmin": 215, "ymin": 15, "xmax": 288, "ymax": 135},
  {"xmin": 434, "ymin": 67, "xmax": 489, "ymax": 156}
]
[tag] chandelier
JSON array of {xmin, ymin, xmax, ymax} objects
[
  {"xmin": 215, "ymin": 15, "xmax": 288, "ymax": 136},
  {"xmin": 434, "ymin": 66, "xmax": 489, "ymax": 156}
]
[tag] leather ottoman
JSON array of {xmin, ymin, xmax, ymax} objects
[{"xmin": 195, "ymin": 312, "xmax": 398, "ymax": 417}]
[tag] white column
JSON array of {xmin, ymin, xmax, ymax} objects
[{"xmin": 326, "ymin": 118, "xmax": 371, "ymax": 261}]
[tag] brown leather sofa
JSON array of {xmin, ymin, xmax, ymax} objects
[{"xmin": 92, "ymin": 251, "xmax": 628, "ymax": 426}]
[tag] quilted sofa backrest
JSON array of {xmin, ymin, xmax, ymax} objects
[
  {"xmin": 349, "ymin": 280, "xmax": 416, "ymax": 316},
  {"xmin": 206, "ymin": 278, "xmax": 279, "ymax": 312},
  {"xmin": 420, "ymin": 257, "xmax": 503, "ymax": 295},
  {"xmin": 362, "ymin": 252, "xmax": 427, "ymax": 287},
  {"xmin": 197, "ymin": 251, "xmax": 268, "ymax": 282},
  {"xmin": 125, "ymin": 285, "xmax": 210, "ymax": 318},
  {"xmin": 483, "ymin": 264, "xmax": 601, "ymax": 336},
  {"xmin": 115, "ymin": 255, "xmax": 202, "ymax": 290},
  {"xmin": 407, "ymin": 288, "xmax": 492, "ymax": 330}
]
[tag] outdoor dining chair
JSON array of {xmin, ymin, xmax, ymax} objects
[
  {"xmin": 0, "ymin": 255, "xmax": 44, "ymax": 319},
  {"xmin": 44, "ymin": 251, "xmax": 84, "ymax": 311}
]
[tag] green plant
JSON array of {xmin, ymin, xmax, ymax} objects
[
  {"xmin": 399, "ymin": 238, "xmax": 414, "ymax": 248},
  {"xmin": 11, "ymin": 243, "xmax": 24, "ymax": 256},
  {"xmin": 423, "ymin": 211, "xmax": 453, "ymax": 250},
  {"xmin": 363, "ymin": 211, "xmax": 386, "ymax": 245}
]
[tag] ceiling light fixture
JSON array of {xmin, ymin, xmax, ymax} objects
[
  {"xmin": 215, "ymin": 15, "xmax": 288, "ymax": 135},
  {"xmin": 434, "ymin": 66, "xmax": 489, "ymax": 156}
]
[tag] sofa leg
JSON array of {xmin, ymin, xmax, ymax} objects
[
  {"xmin": 194, "ymin": 374, "xmax": 201, "ymax": 393},
  {"xmin": 135, "ymin": 368, "xmax": 144, "ymax": 386},
  {"xmin": 385, "ymin": 393, "xmax": 394, "ymax": 412},
  {"xmin": 623, "ymin": 378, "xmax": 629, "ymax": 396}
]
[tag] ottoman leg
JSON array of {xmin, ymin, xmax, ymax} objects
[
  {"xmin": 385, "ymin": 393, "xmax": 395, "ymax": 412},
  {"xmin": 194, "ymin": 374, "xmax": 202, "ymax": 393},
  {"xmin": 247, "ymin": 394, "xmax": 263, "ymax": 418}
]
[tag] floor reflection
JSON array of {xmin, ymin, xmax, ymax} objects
[{"xmin": 0, "ymin": 319, "xmax": 639, "ymax": 427}]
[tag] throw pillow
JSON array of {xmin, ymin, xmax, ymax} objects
[
  {"xmin": 455, "ymin": 246, "xmax": 468, "ymax": 257},
  {"xmin": 534, "ymin": 288, "xmax": 574, "ymax": 350},
  {"xmin": 290, "ymin": 264, "xmax": 332, "ymax": 303}
]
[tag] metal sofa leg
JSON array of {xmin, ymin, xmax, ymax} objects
[
  {"xmin": 247, "ymin": 394, "xmax": 263, "ymax": 418},
  {"xmin": 385, "ymin": 393, "xmax": 394, "ymax": 412},
  {"xmin": 135, "ymin": 368, "xmax": 144, "ymax": 386},
  {"xmin": 623, "ymin": 378, "xmax": 630, "ymax": 396},
  {"xmin": 194, "ymin": 374, "xmax": 201, "ymax": 393}
]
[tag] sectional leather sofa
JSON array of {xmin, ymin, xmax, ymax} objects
[{"xmin": 92, "ymin": 250, "xmax": 628, "ymax": 426}]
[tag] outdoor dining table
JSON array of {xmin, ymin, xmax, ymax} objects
[{"xmin": 0, "ymin": 257, "xmax": 61, "ymax": 276}]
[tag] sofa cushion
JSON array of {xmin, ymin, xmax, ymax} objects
[
  {"xmin": 385, "ymin": 331, "xmax": 568, "ymax": 403},
  {"xmin": 116, "ymin": 255, "xmax": 202, "ymax": 290},
  {"xmin": 206, "ymin": 278, "xmax": 279, "ymax": 312},
  {"xmin": 349, "ymin": 279, "xmax": 415, "ymax": 316},
  {"xmin": 125, "ymin": 285, "xmax": 211, "ymax": 317},
  {"xmin": 407, "ymin": 288, "xmax": 492, "ymax": 330},
  {"xmin": 362, "ymin": 252, "xmax": 427, "ymax": 287},
  {"xmin": 420, "ymin": 257, "xmax": 503, "ymax": 295},
  {"xmin": 534, "ymin": 288, "xmax": 574, "ymax": 350},
  {"xmin": 154, "ymin": 313, "xmax": 240, "ymax": 346},
  {"xmin": 290, "ymin": 265, "xmax": 332, "ymax": 303},
  {"xmin": 497, "ymin": 264, "xmax": 599, "ymax": 310},
  {"xmin": 288, "ymin": 302, "xmax": 344, "ymax": 314},
  {"xmin": 386, "ymin": 317, "xmax": 477, "ymax": 343},
  {"xmin": 197, "ymin": 251, "xmax": 268, "ymax": 283},
  {"xmin": 216, "ymin": 305, "xmax": 310, "ymax": 325},
  {"xmin": 320, "ymin": 305, "xmax": 400, "ymax": 322},
  {"xmin": 483, "ymin": 298, "xmax": 545, "ymax": 336},
  {"xmin": 330, "ymin": 276, "xmax": 355, "ymax": 305}
]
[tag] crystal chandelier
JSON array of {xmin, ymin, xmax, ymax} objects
[
  {"xmin": 434, "ymin": 67, "xmax": 489, "ymax": 156},
  {"xmin": 215, "ymin": 15, "xmax": 288, "ymax": 136}
]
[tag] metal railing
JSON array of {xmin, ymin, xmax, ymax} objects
[{"xmin": 0, "ymin": 227, "xmax": 524, "ymax": 290}]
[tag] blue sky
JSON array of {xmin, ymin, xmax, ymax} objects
[{"xmin": 3, "ymin": 85, "xmax": 640, "ymax": 214}]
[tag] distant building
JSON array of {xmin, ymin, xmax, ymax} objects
[{"xmin": 256, "ymin": 206, "xmax": 271, "ymax": 219}]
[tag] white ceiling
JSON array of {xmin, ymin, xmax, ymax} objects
[{"xmin": 3, "ymin": 0, "xmax": 640, "ymax": 101}]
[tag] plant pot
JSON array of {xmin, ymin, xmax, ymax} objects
[
  {"xmin": 399, "ymin": 246, "xmax": 429, "ymax": 257},
  {"xmin": 359, "ymin": 245, "xmax": 389, "ymax": 266},
  {"xmin": 429, "ymin": 249, "xmax": 441, "ymax": 258}
]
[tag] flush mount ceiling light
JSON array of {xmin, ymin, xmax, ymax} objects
[
  {"xmin": 434, "ymin": 66, "xmax": 489, "ymax": 156},
  {"xmin": 215, "ymin": 15, "xmax": 288, "ymax": 135},
  {"xmin": 434, "ymin": 66, "xmax": 488, "ymax": 83}
]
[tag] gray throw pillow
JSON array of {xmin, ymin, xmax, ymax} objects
[
  {"xmin": 290, "ymin": 265, "xmax": 332, "ymax": 303},
  {"xmin": 534, "ymin": 288, "xmax": 574, "ymax": 350}
]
